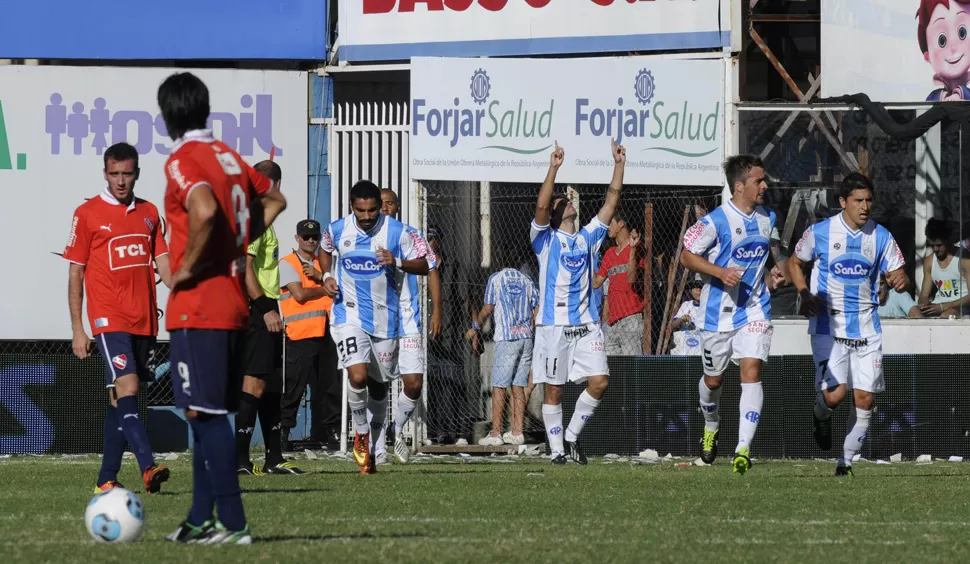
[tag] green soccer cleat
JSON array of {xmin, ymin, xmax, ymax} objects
[
  {"xmin": 700, "ymin": 428, "xmax": 719, "ymax": 464},
  {"xmin": 200, "ymin": 521, "xmax": 253, "ymax": 545},
  {"xmin": 263, "ymin": 461, "xmax": 305, "ymax": 475},
  {"xmin": 835, "ymin": 464, "xmax": 854, "ymax": 477},
  {"xmin": 733, "ymin": 447, "xmax": 752, "ymax": 475},
  {"xmin": 165, "ymin": 520, "xmax": 214, "ymax": 543}
]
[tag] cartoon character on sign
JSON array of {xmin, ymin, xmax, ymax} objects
[{"xmin": 918, "ymin": 0, "xmax": 970, "ymax": 101}]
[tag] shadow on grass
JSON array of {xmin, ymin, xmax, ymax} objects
[
  {"xmin": 259, "ymin": 532, "xmax": 425, "ymax": 543},
  {"xmin": 243, "ymin": 488, "xmax": 334, "ymax": 494}
]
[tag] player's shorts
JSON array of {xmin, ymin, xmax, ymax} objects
[
  {"xmin": 532, "ymin": 323, "xmax": 608, "ymax": 386},
  {"xmin": 332, "ymin": 323, "xmax": 398, "ymax": 383},
  {"xmin": 169, "ymin": 329, "xmax": 244, "ymax": 415},
  {"xmin": 492, "ymin": 338, "xmax": 533, "ymax": 388},
  {"xmin": 94, "ymin": 332, "xmax": 157, "ymax": 388},
  {"xmin": 700, "ymin": 320, "xmax": 773, "ymax": 377},
  {"xmin": 811, "ymin": 334, "xmax": 884, "ymax": 394},
  {"xmin": 365, "ymin": 333, "xmax": 425, "ymax": 383},
  {"xmin": 243, "ymin": 304, "xmax": 283, "ymax": 378}
]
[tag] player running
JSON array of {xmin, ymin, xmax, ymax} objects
[
  {"xmin": 63, "ymin": 142, "xmax": 172, "ymax": 495},
  {"xmin": 786, "ymin": 172, "xmax": 908, "ymax": 477},
  {"xmin": 680, "ymin": 155, "xmax": 776, "ymax": 474},
  {"xmin": 531, "ymin": 139, "xmax": 625, "ymax": 465},
  {"xmin": 158, "ymin": 72, "xmax": 286, "ymax": 544},
  {"xmin": 365, "ymin": 188, "xmax": 441, "ymax": 465},
  {"xmin": 319, "ymin": 180, "xmax": 434, "ymax": 475}
]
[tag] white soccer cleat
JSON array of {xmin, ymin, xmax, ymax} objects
[
  {"xmin": 478, "ymin": 434, "xmax": 504, "ymax": 446},
  {"xmin": 502, "ymin": 432, "xmax": 525, "ymax": 445},
  {"xmin": 393, "ymin": 436, "xmax": 410, "ymax": 464},
  {"xmin": 374, "ymin": 451, "xmax": 389, "ymax": 465}
]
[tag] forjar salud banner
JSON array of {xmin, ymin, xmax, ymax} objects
[
  {"xmin": 409, "ymin": 56, "xmax": 725, "ymax": 186},
  {"xmin": 821, "ymin": 0, "xmax": 970, "ymax": 103},
  {"xmin": 0, "ymin": 66, "xmax": 309, "ymax": 341},
  {"xmin": 339, "ymin": 0, "xmax": 730, "ymax": 62}
]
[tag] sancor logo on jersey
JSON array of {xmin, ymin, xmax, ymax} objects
[
  {"xmin": 559, "ymin": 250, "xmax": 587, "ymax": 273},
  {"xmin": 504, "ymin": 279, "xmax": 524, "ymax": 295},
  {"xmin": 342, "ymin": 250, "xmax": 383, "ymax": 280},
  {"xmin": 107, "ymin": 234, "xmax": 152, "ymax": 271},
  {"xmin": 731, "ymin": 236, "xmax": 769, "ymax": 267},
  {"xmin": 830, "ymin": 253, "xmax": 872, "ymax": 285}
]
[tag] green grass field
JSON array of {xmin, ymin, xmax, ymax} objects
[{"xmin": 2, "ymin": 453, "xmax": 970, "ymax": 563}]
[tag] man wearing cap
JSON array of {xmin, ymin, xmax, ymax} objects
[{"xmin": 278, "ymin": 219, "xmax": 340, "ymax": 451}]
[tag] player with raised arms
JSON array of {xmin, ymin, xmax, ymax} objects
[
  {"xmin": 318, "ymin": 180, "xmax": 434, "ymax": 474},
  {"xmin": 680, "ymin": 155, "xmax": 776, "ymax": 474},
  {"xmin": 158, "ymin": 72, "xmax": 287, "ymax": 543},
  {"xmin": 786, "ymin": 172, "xmax": 909, "ymax": 477},
  {"xmin": 531, "ymin": 139, "xmax": 625, "ymax": 465}
]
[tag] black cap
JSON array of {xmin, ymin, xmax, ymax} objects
[{"xmin": 297, "ymin": 219, "xmax": 321, "ymax": 237}]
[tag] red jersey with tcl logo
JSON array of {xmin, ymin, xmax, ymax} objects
[
  {"xmin": 163, "ymin": 130, "xmax": 271, "ymax": 330},
  {"xmin": 62, "ymin": 190, "xmax": 168, "ymax": 336}
]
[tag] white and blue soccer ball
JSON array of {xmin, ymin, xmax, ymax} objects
[{"xmin": 84, "ymin": 488, "xmax": 145, "ymax": 543}]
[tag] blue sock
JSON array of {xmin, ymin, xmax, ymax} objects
[
  {"xmin": 187, "ymin": 420, "xmax": 214, "ymax": 527},
  {"xmin": 194, "ymin": 415, "xmax": 247, "ymax": 531},
  {"xmin": 116, "ymin": 395, "xmax": 155, "ymax": 473},
  {"xmin": 97, "ymin": 406, "xmax": 126, "ymax": 486}
]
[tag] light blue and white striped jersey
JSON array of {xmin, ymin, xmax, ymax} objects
[
  {"xmin": 321, "ymin": 214, "xmax": 424, "ymax": 339},
  {"xmin": 396, "ymin": 225, "xmax": 438, "ymax": 336},
  {"xmin": 531, "ymin": 217, "xmax": 608, "ymax": 326},
  {"xmin": 683, "ymin": 201, "xmax": 776, "ymax": 332},
  {"xmin": 484, "ymin": 268, "xmax": 539, "ymax": 341},
  {"xmin": 794, "ymin": 214, "xmax": 904, "ymax": 339}
]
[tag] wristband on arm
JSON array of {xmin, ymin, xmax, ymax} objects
[{"xmin": 253, "ymin": 295, "xmax": 277, "ymax": 316}]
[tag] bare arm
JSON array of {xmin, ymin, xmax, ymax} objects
[
  {"xmin": 285, "ymin": 281, "xmax": 332, "ymax": 305},
  {"xmin": 681, "ymin": 250, "xmax": 743, "ymax": 287},
  {"xmin": 245, "ymin": 254, "xmax": 263, "ymax": 300},
  {"xmin": 626, "ymin": 230, "xmax": 642, "ymax": 286},
  {"xmin": 465, "ymin": 303, "xmax": 495, "ymax": 341},
  {"xmin": 155, "ymin": 254, "xmax": 172, "ymax": 289},
  {"xmin": 596, "ymin": 138, "xmax": 626, "ymax": 225},
  {"xmin": 316, "ymin": 244, "xmax": 339, "ymax": 297},
  {"xmin": 535, "ymin": 143, "xmax": 564, "ymax": 227},
  {"xmin": 918, "ymin": 257, "xmax": 934, "ymax": 305},
  {"xmin": 429, "ymin": 268, "xmax": 443, "ymax": 340},
  {"xmin": 68, "ymin": 263, "xmax": 92, "ymax": 359},
  {"xmin": 593, "ymin": 274, "xmax": 606, "ymax": 289},
  {"xmin": 250, "ymin": 190, "xmax": 287, "ymax": 242}
]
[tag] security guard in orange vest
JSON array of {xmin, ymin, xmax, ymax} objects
[{"xmin": 278, "ymin": 219, "xmax": 340, "ymax": 450}]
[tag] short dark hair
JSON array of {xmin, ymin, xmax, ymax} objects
[
  {"xmin": 157, "ymin": 72, "xmax": 210, "ymax": 141},
  {"xmin": 925, "ymin": 217, "xmax": 953, "ymax": 241},
  {"xmin": 381, "ymin": 188, "xmax": 399, "ymax": 204},
  {"xmin": 723, "ymin": 155, "xmax": 765, "ymax": 190},
  {"xmin": 103, "ymin": 142, "xmax": 138, "ymax": 170},
  {"xmin": 350, "ymin": 180, "xmax": 382, "ymax": 206},
  {"xmin": 839, "ymin": 172, "xmax": 875, "ymax": 200},
  {"xmin": 254, "ymin": 160, "xmax": 282, "ymax": 183},
  {"xmin": 550, "ymin": 194, "xmax": 568, "ymax": 230}
]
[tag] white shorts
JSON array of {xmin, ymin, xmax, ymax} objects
[
  {"xmin": 700, "ymin": 321, "xmax": 773, "ymax": 377},
  {"xmin": 811, "ymin": 334, "xmax": 884, "ymax": 393},
  {"xmin": 366, "ymin": 334, "xmax": 426, "ymax": 382},
  {"xmin": 532, "ymin": 324, "xmax": 609, "ymax": 386},
  {"xmin": 331, "ymin": 323, "xmax": 398, "ymax": 383}
]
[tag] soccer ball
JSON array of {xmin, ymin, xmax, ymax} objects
[{"xmin": 84, "ymin": 488, "xmax": 145, "ymax": 543}]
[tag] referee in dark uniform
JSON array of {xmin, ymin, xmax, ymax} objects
[{"xmin": 235, "ymin": 160, "xmax": 303, "ymax": 475}]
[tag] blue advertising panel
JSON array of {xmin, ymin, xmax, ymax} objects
[{"xmin": 0, "ymin": 1, "xmax": 328, "ymax": 60}]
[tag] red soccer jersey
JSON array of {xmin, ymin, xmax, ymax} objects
[
  {"xmin": 597, "ymin": 243, "xmax": 645, "ymax": 325},
  {"xmin": 62, "ymin": 190, "xmax": 168, "ymax": 336},
  {"xmin": 163, "ymin": 130, "xmax": 271, "ymax": 331}
]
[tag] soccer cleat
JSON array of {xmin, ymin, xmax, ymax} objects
[
  {"xmin": 551, "ymin": 453, "xmax": 568, "ymax": 465},
  {"xmin": 393, "ymin": 435, "xmax": 410, "ymax": 464},
  {"xmin": 353, "ymin": 432, "xmax": 371, "ymax": 469},
  {"xmin": 375, "ymin": 451, "xmax": 389, "ymax": 465},
  {"xmin": 263, "ymin": 461, "xmax": 305, "ymax": 475},
  {"xmin": 565, "ymin": 440, "xmax": 588, "ymax": 465},
  {"xmin": 814, "ymin": 411, "xmax": 833, "ymax": 451},
  {"xmin": 93, "ymin": 480, "xmax": 123, "ymax": 494},
  {"xmin": 143, "ymin": 464, "xmax": 170, "ymax": 494},
  {"xmin": 835, "ymin": 464, "xmax": 854, "ymax": 477},
  {"xmin": 165, "ymin": 519, "xmax": 214, "ymax": 543},
  {"xmin": 700, "ymin": 428, "xmax": 719, "ymax": 464},
  {"xmin": 237, "ymin": 463, "xmax": 265, "ymax": 476},
  {"xmin": 733, "ymin": 447, "xmax": 752, "ymax": 475},
  {"xmin": 360, "ymin": 454, "xmax": 377, "ymax": 475},
  {"xmin": 200, "ymin": 521, "xmax": 253, "ymax": 545}
]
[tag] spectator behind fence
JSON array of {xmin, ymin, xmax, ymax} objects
[
  {"xmin": 878, "ymin": 273, "xmax": 921, "ymax": 319},
  {"xmin": 466, "ymin": 266, "xmax": 539, "ymax": 446},
  {"xmin": 918, "ymin": 218, "xmax": 970, "ymax": 318},
  {"xmin": 593, "ymin": 215, "xmax": 644, "ymax": 355},
  {"xmin": 669, "ymin": 280, "xmax": 703, "ymax": 356}
]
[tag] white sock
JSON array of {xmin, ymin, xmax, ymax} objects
[
  {"xmin": 565, "ymin": 391, "xmax": 600, "ymax": 442},
  {"xmin": 542, "ymin": 404, "xmax": 564, "ymax": 456},
  {"xmin": 736, "ymin": 382, "xmax": 763, "ymax": 452},
  {"xmin": 348, "ymin": 386, "xmax": 370, "ymax": 434},
  {"xmin": 814, "ymin": 392, "xmax": 834, "ymax": 421},
  {"xmin": 698, "ymin": 378, "xmax": 722, "ymax": 432},
  {"xmin": 367, "ymin": 396, "xmax": 387, "ymax": 454},
  {"xmin": 394, "ymin": 392, "xmax": 418, "ymax": 435},
  {"xmin": 842, "ymin": 408, "xmax": 871, "ymax": 466}
]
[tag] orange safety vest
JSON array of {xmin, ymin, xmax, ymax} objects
[{"xmin": 278, "ymin": 252, "xmax": 333, "ymax": 341}]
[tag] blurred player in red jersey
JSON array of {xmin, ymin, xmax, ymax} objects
[
  {"xmin": 63, "ymin": 142, "xmax": 172, "ymax": 495},
  {"xmin": 157, "ymin": 72, "xmax": 286, "ymax": 545}
]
